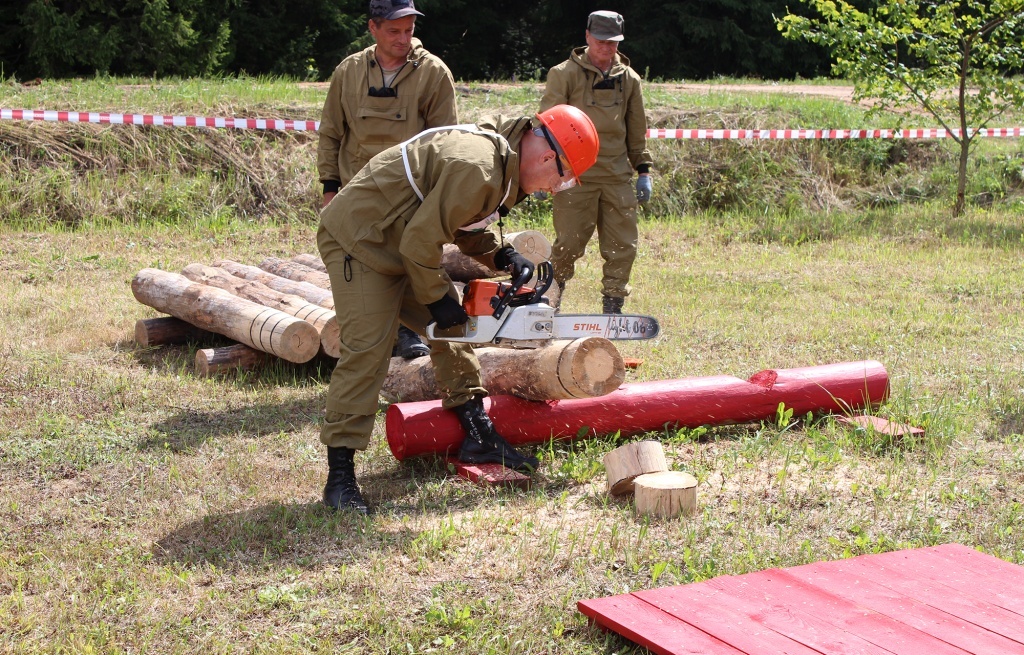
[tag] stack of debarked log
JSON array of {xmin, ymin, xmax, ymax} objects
[{"xmin": 131, "ymin": 230, "xmax": 630, "ymax": 402}]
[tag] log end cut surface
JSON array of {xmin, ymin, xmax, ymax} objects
[
  {"xmin": 634, "ymin": 471, "xmax": 698, "ymax": 518},
  {"xmin": 561, "ymin": 337, "xmax": 626, "ymax": 398}
]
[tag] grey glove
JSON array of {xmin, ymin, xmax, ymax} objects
[
  {"xmin": 636, "ymin": 175, "xmax": 653, "ymax": 203},
  {"xmin": 494, "ymin": 246, "xmax": 535, "ymax": 281},
  {"xmin": 531, "ymin": 190, "xmax": 549, "ymax": 201}
]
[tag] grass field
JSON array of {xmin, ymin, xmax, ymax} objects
[{"xmin": 2, "ymin": 78, "xmax": 1024, "ymax": 654}]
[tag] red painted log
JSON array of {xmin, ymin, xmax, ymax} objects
[{"xmin": 385, "ymin": 360, "xmax": 889, "ymax": 461}]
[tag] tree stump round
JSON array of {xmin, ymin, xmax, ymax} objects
[
  {"xmin": 633, "ymin": 471, "xmax": 698, "ymax": 518},
  {"xmin": 603, "ymin": 440, "xmax": 668, "ymax": 496}
]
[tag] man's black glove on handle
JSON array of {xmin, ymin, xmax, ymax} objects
[
  {"xmin": 494, "ymin": 246, "xmax": 535, "ymax": 281},
  {"xmin": 427, "ymin": 294, "xmax": 469, "ymax": 329}
]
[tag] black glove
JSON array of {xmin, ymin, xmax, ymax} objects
[
  {"xmin": 494, "ymin": 246, "xmax": 535, "ymax": 281},
  {"xmin": 427, "ymin": 294, "xmax": 468, "ymax": 329}
]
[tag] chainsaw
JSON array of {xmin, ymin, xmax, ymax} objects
[{"xmin": 426, "ymin": 261, "xmax": 660, "ymax": 348}]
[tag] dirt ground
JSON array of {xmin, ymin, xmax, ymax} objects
[{"xmin": 300, "ymin": 80, "xmax": 858, "ymax": 104}]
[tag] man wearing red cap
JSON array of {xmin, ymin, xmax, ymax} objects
[
  {"xmin": 317, "ymin": 0, "xmax": 456, "ymax": 360},
  {"xmin": 541, "ymin": 10, "xmax": 654, "ymax": 315}
]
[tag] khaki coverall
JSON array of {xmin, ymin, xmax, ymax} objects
[
  {"xmin": 317, "ymin": 117, "xmax": 532, "ymax": 450},
  {"xmin": 540, "ymin": 47, "xmax": 653, "ymax": 300},
  {"xmin": 317, "ymin": 38, "xmax": 459, "ymax": 189}
]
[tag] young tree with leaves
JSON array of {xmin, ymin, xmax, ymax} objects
[{"xmin": 779, "ymin": 0, "xmax": 1024, "ymax": 216}]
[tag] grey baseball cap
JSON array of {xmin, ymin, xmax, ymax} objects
[
  {"xmin": 587, "ymin": 10, "xmax": 624, "ymax": 41},
  {"xmin": 369, "ymin": 0, "xmax": 423, "ymax": 20}
]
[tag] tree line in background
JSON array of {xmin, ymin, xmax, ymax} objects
[{"xmin": 0, "ymin": 0, "xmax": 832, "ymax": 82}]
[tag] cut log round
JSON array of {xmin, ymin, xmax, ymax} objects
[
  {"xmin": 131, "ymin": 268, "xmax": 320, "ymax": 364},
  {"xmin": 633, "ymin": 471, "xmax": 698, "ymax": 518},
  {"xmin": 258, "ymin": 257, "xmax": 331, "ymax": 289},
  {"xmin": 291, "ymin": 253, "xmax": 327, "ymax": 272},
  {"xmin": 134, "ymin": 316, "xmax": 214, "ymax": 347},
  {"xmin": 604, "ymin": 441, "xmax": 669, "ymax": 496},
  {"xmin": 380, "ymin": 337, "xmax": 624, "ymax": 403},
  {"xmin": 196, "ymin": 344, "xmax": 270, "ymax": 376},
  {"xmin": 215, "ymin": 259, "xmax": 334, "ymax": 309},
  {"xmin": 181, "ymin": 263, "xmax": 340, "ymax": 358}
]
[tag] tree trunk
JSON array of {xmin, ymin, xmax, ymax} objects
[
  {"xmin": 134, "ymin": 316, "xmax": 215, "ymax": 347},
  {"xmin": 380, "ymin": 337, "xmax": 624, "ymax": 403},
  {"xmin": 215, "ymin": 259, "xmax": 334, "ymax": 309},
  {"xmin": 258, "ymin": 257, "xmax": 332, "ymax": 289},
  {"xmin": 292, "ymin": 253, "xmax": 326, "ymax": 272},
  {"xmin": 180, "ymin": 263, "xmax": 340, "ymax": 357},
  {"xmin": 385, "ymin": 360, "xmax": 890, "ymax": 460},
  {"xmin": 131, "ymin": 268, "xmax": 320, "ymax": 364},
  {"xmin": 195, "ymin": 344, "xmax": 271, "ymax": 376},
  {"xmin": 955, "ymin": 136, "xmax": 970, "ymax": 217}
]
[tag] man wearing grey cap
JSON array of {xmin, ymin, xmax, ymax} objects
[
  {"xmin": 317, "ymin": 0, "xmax": 457, "ymax": 359},
  {"xmin": 540, "ymin": 10, "xmax": 654, "ymax": 315}
]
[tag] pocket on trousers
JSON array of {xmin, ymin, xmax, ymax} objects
[{"xmin": 356, "ymin": 261, "xmax": 404, "ymax": 316}]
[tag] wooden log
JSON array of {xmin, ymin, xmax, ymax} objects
[
  {"xmin": 134, "ymin": 316, "xmax": 214, "ymax": 347},
  {"xmin": 259, "ymin": 257, "xmax": 331, "ymax": 289},
  {"xmin": 131, "ymin": 268, "xmax": 320, "ymax": 364},
  {"xmin": 180, "ymin": 263, "xmax": 340, "ymax": 358},
  {"xmin": 441, "ymin": 244, "xmax": 497, "ymax": 281},
  {"xmin": 215, "ymin": 259, "xmax": 334, "ymax": 309},
  {"xmin": 385, "ymin": 361, "xmax": 890, "ymax": 460},
  {"xmin": 440, "ymin": 230, "xmax": 552, "ymax": 282},
  {"xmin": 506, "ymin": 230, "xmax": 552, "ymax": 263},
  {"xmin": 604, "ymin": 441, "xmax": 669, "ymax": 496},
  {"xmin": 633, "ymin": 471, "xmax": 698, "ymax": 518},
  {"xmin": 195, "ymin": 344, "xmax": 271, "ymax": 376},
  {"xmin": 291, "ymin": 253, "xmax": 327, "ymax": 272},
  {"xmin": 381, "ymin": 337, "xmax": 624, "ymax": 403}
]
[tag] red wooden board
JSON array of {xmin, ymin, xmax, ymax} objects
[
  {"xmin": 445, "ymin": 459, "xmax": 532, "ymax": 489},
  {"xmin": 578, "ymin": 544, "xmax": 1024, "ymax": 655}
]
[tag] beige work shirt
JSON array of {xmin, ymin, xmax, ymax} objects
[
  {"xmin": 319, "ymin": 116, "xmax": 533, "ymax": 306},
  {"xmin": 317, "ymin": 39, "xmax": 458, "ymax": 188}
]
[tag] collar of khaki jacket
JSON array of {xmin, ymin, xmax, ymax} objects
[
  {"xmin": 472, "ymin": 115, "xmax": 534, "ymax": 212},
  {"xmin": 361, "ymin": 37, "xmax": 432, "ymax": 87},
  {"xmin": 570, "ymin": 45, "xmax": 631, "ymax": 78}
]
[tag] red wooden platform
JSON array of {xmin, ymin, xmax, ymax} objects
[{"xmin": 578, "ymin": 544, "xmax": 1024, "ymax": 654}]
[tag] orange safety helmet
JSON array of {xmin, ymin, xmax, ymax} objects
[{"xmin": 535, "ymin": 105, "xmax": 599, "ymax": 182}]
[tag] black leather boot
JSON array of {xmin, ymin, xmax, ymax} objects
[
  {"xmin": 453, "ymin": 397, "xmax": 539, "ymax": 473},
  {"xmin": 323, "ymin": 447, "xmax": 371, "ymax": 514},
  {"xmin": 395, "ymin": 325, "xmax": 430, "ymax": 359},
  {"xmin": 602, "ymin": 294, "xmax": 624, "ymax": 314}
]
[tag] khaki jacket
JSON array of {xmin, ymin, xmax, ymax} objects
[
  {"xmin": 540, "ymin": 47, "xmax": 652, "ymax": 184},
  {"xmin": 319, "ymin": 116, "xmax": 533, "ymax": 305},
  {"xmin": 317, "ymin": 39, "xmax": 458, "ymax": 188}
]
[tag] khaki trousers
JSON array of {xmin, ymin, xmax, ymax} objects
[
  {"xmin": 550, "ymin": 180, "xmax": 638, "ymax": 299},
  {"xmin": 317, "ymin": 225, "xmax": 484, "ymax": 450}
]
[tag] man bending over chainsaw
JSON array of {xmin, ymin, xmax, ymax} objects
[{"xmin": 316, "ymin": 104, "xmax": 600, "ymax": 514}]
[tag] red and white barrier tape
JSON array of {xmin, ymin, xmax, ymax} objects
[
  {"xmin": 3, "ymin": 108, "xmax": 1024, "ymax": 139},
  {"xmin": 1, "ymin": 108, "xmax": 318, "ymax": 131},
  {"xmin": 647, "ymin": 127, "xmax": 1024, "ymax": 139}
]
